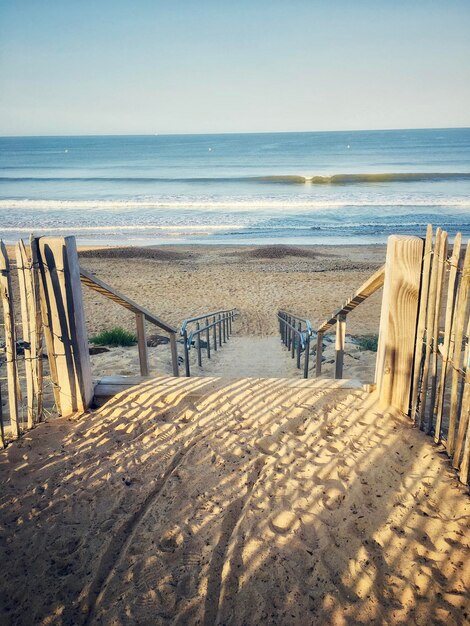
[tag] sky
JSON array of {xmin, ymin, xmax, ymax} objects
[{"xmin": 0, "ymin": 0, "xmax": 469, "ymax": 136}]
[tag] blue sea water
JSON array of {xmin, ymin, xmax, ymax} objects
[{"xmin": 0, "ymin": 129, "xmax": 469, "ymax": 245}]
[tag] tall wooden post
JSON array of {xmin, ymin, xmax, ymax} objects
[
  {"xmin": 33, "ymin": 236, "xmax": 93, "ymax": 416},
  {"xmin": 375, "ymin": 235, "xmax": 424, "ymax": 414},
  {"xmin": 135, "ymin": 312, "xmax": 149, "ymax": 376},
  {"xmin": 335, "ymin": 313, "xmax": 346, "ymax": 379},
  {"xmin": 0, "ymin": 241, "xmax": 20, "ymax": 438}
]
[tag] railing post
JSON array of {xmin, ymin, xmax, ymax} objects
[
  {"xmin": 183, "ymin": 328, "xmax": 190, "ymax": 377},
  {"xmin": 291, "ymin": 322, "xmax": 296, "ymax": 359},
  {"xmin": 335, "ymin": 313, "xmax": 346, "ymax": 379},
  {"xmin": 375, "ymin": 235, "xmax": 425, "ymax": 413},
  {"xmin": 222, "ymin": 313, "xmax": 226, "ymax": 342},
  {"xmin": 304, "ymin": 334, "xmax": 310, "ymax": 379},
  {"xmin": 206, "ymin": 317, "xmax": 211, "ymax": 359},
  {"xmin": 170, "ymin": 332, "xmax": 179, "ymax": 376},
  {"xmin": 316, "ymin": 332, "xmax": 323, "ymax": 377},
  {"xmin": 213, "ymin": 315, "xmax": 217, "ymax": 351},
  {"xmin": 287, "ymin": 316, "xmax": 292, "ymax": 351},
  {"xmin": 196, "ymin": 322, "xmax": 202, "ymax": 367},
  {"xmin": 296, "ymin": 321, "xmax": 302, "ymax": 368},
  {"xmin": 135, "ymin": 312, "xmax": 149, "ymax": 376},
  {"xmin": 218, "ymin": 314, "xmax": 222, "ymax": 347}
]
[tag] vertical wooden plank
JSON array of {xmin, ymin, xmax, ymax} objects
[
  {"xmin": 375, "ymin": 235, "xmax": 424, "ymax": 414},
  {"xmin": 453, "ymin": 315, "xmax": 470, "ymax": 471},
  {"xmin": 16, "ymin": 242, "xmax": 35, "ymax": 428},
  {"xmin": 448, "ymin": 241, "xmax": 470, "ymax": 456},
  {"xmin": 0, "ymin": 241, "xmax": 20, "ymax": 438},
  {"xmin": 31, "ymin": 237, "xmax": 62, "ymax": 413},
  {"xmin": 0, "ymin": 382, "xmax": 5, "ymax": 447},
  {"xmin": 418, "ymin": 229, "xmax": 442, "ymax": 428},
  {"xmin": 427, "ymin": 230, "xmax": 448, "ymax": 434},
  {"xmin": 410, "ymin": 224, "xmax": 433, "ymax": 422},
  {"xmin": 135, "ymin": 312, "xmax": 149, "ymax": 376},
  {"xmin": 316, "ymin": 332, "xmax": 323, "ymax": 376},
  {"xmin": 458, "ymin": 399, "xmax": 470, "ymax": 485},
  {"xmin": 434, "ymin": 233, "xmax": 462, "ymax": 442},
  {"xmin": 30, "ymin": 235, "xmax": 44, "ymax": 422},
  {"xmin": 35, "ymin": 236, "xmax": 93, "ymax": 416},
  {"xmin": 335, "ymin": 313, "xmax": 346, "ymax": 379}
]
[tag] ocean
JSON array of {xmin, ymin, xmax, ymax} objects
[{"xmin": 1, "ymin": 128, "xmax": 469, "ymax": 245}]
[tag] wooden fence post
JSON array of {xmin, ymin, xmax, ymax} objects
[
  {"xmin": 16, "ymin": 241, "xmax": 35, "ymax": 428},
  {"xmin": 0, "ymin": 241, "xmax": 20, "ymax": 438},
  {"xmin": 135, "ymin": 312, "xmax": 149, "ymax": 376},
  {"xmin": 33, "ymin": 236, "xmax": 93, "ymax": 416},
  {"xmin": 335, "ymin": 313, "xmax": 346, "ymax": 379},
  {"xmin": 375, "ymin": 235, "xmax": 424, "ymax": 414}
]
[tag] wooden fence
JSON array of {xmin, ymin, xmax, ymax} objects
[
  {"xmin": 0, "ymin": 235, "xmax": 180, "ymax": 447},
  {"xmin": 0, "ymin": 239, "xmax": 45, "ymax": 446},
  {"xmin": 410, "ymin": 226, "xmax": 470, "ymax": 484}
]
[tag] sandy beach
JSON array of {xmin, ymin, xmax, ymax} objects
[
  {"xmin": 74, "ymin": 244, "xmax": 384, "ymax": 382},
  {"xmin": 1, "ymin": 376, "xmax": 468, "ymax": 625}
]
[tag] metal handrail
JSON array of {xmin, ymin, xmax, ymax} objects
[
  {"xmin": 180, "ymin": 308, "xmax": 237, "ymax": 377},
  {"xmin": 180, "ymin": 309, "xmax": 237, "ymax": 335},
  {"xmin": 278, "ymin": 310, "xmax": 313, "ymax": 378}
]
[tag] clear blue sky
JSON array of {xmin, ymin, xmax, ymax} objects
[{"xmin": 1, "ymin": 0, "xmax": 469, "ymax": 136}]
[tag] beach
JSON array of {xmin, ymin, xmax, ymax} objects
[{"xmin": 76, "ymin": 243, "xmax": 385, "ymax": 381}]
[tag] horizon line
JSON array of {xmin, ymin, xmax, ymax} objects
[{"xmin": 1, "ymin": 125, "xmax": 470, "ymax": 139}]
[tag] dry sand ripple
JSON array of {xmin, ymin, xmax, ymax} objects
[{"xmin": 0, "ymin": 376, "xmax": 469, "ymax": 625}]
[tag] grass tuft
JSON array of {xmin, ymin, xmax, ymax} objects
[
  {"xmin": 355, "ymin": 334, "xmax": 379, "ymax": 352},
  {"xmin": 90, "ymin": 327, "xmax": 137, "ymax": 347}
]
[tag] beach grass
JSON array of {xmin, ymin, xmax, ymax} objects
[{"xmin": 90, "ymin": 326, "xmax": 137, "ymax": 347}]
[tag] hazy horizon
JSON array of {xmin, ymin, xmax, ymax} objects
[
  {"xmin": 1, "ymin": 125, "xmax": 470, "ymax": 139},
  {"xmin": 1, "ymin": 1, "xmax": 469, "ymax": 136}
]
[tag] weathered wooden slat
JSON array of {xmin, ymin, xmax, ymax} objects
[
  {"xmin": 34, "ymin": 237, "xmax": 93, "ymax": 416},
  {"xmin": 31, "ymin": 237, "xmax": 62, "ymax": 413},
  {"xmin": 375, "ymin": 236, "xmax": 424, "ymax": 414},
  {"xmin": 16, "ymin": 241, "xmax": 35, "ymax": 428},
  {"xmin": 0, "ymin": 381, "xmax": 5, "ymax": 447},
  {"xmin": 0, "ymin": 241, "xmax": 20, "ymax": 438},
  {"xmin": 447, "ymin": 241, "xmax": 470, "ymax": 457},
  {"xmin": 458, "ymin": 344, "xmax": 470, "ymax": 483},
  {"xmin": 434, "ymin": 233, "xmax": 462, "ymax": 442},
  {"xmin": 453, "ymin": 314, "xmax": 470, "ymax": 471},
  {"xmin": 410, "ymin": 224, "xmax": 433, "ymax": 422},
  {"xmin": 427, "ymin": 230, "xmax": 448, "ymax": 434},
  {"xmin": 317, "ymin": 265, "xmax": 385, "ymax": 334},
  {"xmin": 418, "ymin": 228, "xmax": 442, "ymax": 428},
  {"xmin": 30, "ymin": 235, "xmax": 44, "ymax": 422}
]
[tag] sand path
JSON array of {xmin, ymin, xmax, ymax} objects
[
  {"xmin": 191, "ymin": 336, "xmax": 304, "ymax": 379},
  {"xmin": 0, "ymin": 376, "xmax": 468, "ymax": 625}
]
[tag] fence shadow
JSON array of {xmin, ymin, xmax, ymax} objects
[{"xmin": 0, "ymin": 375, "xmax": 468, "ymax": 625}]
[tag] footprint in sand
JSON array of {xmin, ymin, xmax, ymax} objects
[
  {"xmin": 255, "ymin": 435, "xmax": 280, "ymax": 456},
  {"xmin": 269, "ymin": 510, "xmax": 299, "ymax": 535},
  {"xmin": 158, "ymin": 526, "xmax": 184, "ymax": 553}
]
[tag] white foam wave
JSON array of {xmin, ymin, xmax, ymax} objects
[{"xmin": 1, "ymin": 198, "xmax": 469, "ymax": 210}]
